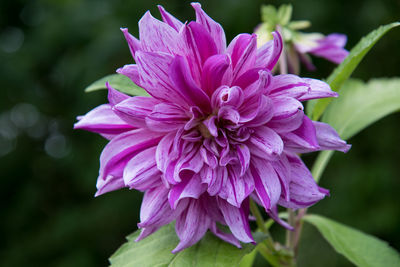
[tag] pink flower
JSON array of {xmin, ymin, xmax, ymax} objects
[
  {"xmin": 75, "ymin": 3, "xmax": 350, "ymax": 252},
  {"xmin": 294, "ymin": 33, "xmax": 349, "ymax": 71}
]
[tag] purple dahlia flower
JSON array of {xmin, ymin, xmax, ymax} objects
[{"xmin": 75, "ymin": 3, "xmax": 350, "ymax": 252}]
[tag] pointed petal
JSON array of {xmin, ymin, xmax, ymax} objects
[
  {"xmin": 139, "ymin": 11, "xmax": 183, "ymax": 54},
  {"xmin": 74, "ymin": 104, "xmax": 133, "ymax": 135},
  {"xmin": 138, "ymin": 185, "xmax": 188, "ymax": 237},
  {"xmin": 236, "ymin": 144, "xmax": 250, "ymax": 176},
  {"xmin": 227, "ymin": 33, "xmax": 257, "ymax": 80},
  {"xmin": 245, "ymin": 95, "xmax": 274, "ymax": 127},
  {"xmin": 173, "ymin": 145, "xmax": 204, "ymax": 183},
  {"xmin": 278, "ymin": 154, "xmax": 329, "ymax": 209},
  {"xmin": 220, "ymin": 166, "xmax": 254, "ymax": 207},
  {"xmin": 266, "ymin": 205, "xmax": 293, "ymax": 230},
  {"xmin": 255, "ymin": 31, "xmax": 283, "ymax": 70},
  {"xmin": 157, "ymin": 5, "xmax": 183, "ymax": 32},
  {"xmin": 217, "ymin": 199, "xmax": 254, "ymax": 243},
  {"xmin": 282, "ymin": 116, "xmax": 320, "ymax": 153},
  {"xmin": 250, "ymin": 158, "xmax": 282, "ymax": 210},
  {"xmin": 182, "ymin": 21, "xmax": 218, "ymax": 81},
  {"xmin": 271, "ymin": 155, "xmax": 291, "ymax": 202},
  {"xmin": 268, "ymin": 74, "xmax": 309, "ymax": 99},
  {"xmin": 210, "ymin": 222, "xmax": 241, "ymax": 248},
  {"xmin": 120, "ymin": 28, "xmax": 141, "ymax": 59},
  {"xmin": 173, "ymin": 199, "xmax": 211, "ymax": 253},
  {"xmin": 298, "ymin": 78, "xmax": 337, "ymax": 101},
  {"xmin": 96, "ymin": 129, "xmax": 163, "ymax": 196},
  {"xmin": 202, "ymin": 166, "xmax": 228, "ymax": 196},
  {"xmin": 191, "ymin": 3, "xmax": 226, "ymax": 54},
  {"xmin": 313, "ymin": 121, "xmax": 351, "ymax": 152}
]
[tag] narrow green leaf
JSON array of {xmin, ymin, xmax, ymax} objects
[
  {"xmin": 85, "ymin": 74, "xmax": 149, "ymax": 96},
  {"xmin": 304, "ymin": 214, "xmax": 400, "ymax": 267},
  {"xmin": 311, "ymin": 78, "xmax": 400, "ymax": 182},
  {"xmin": 238, "ymin": 249, "xmax": 257, "ymax": 267},
  {"xmin": 277, "ymin": 4, "xmax": 292, "ymax": 26},
  {"xmin": 109, "ymin": 223, "xmax": 256, "ymax": 267},
  {"xmin": 307, "ymin": 22, "xmax": 400, "ymax": 120}
]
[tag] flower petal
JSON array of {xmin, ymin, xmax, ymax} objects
[
  {"xmin": 210, "ymin": 222, "xmax": 241, "ymax": 248},
  {"xmin": 256, "ymin": 31, "xmax": 283, "ymax": 71},
  {"xmin": 96, "ymin": 129, "xmax": 163, "ymax": 196},
  {"xmin": 182, "ymin": 21, "xmax": 218, "ymax": 83},
  {"xmin": 191, "ymin": 3, "xmax": 226, "ymax": 54},
  {"xmin": 217, "ymin": 198, "xmax": 254, "ymax": 243},
  {"xmin": 74, "ymin": 104, "xmax": 133, "ymax": 136},
  {"xmin": 201, "ymin": 55, "xmax": 230, "ymax": 96},
  {"xmin": 120, "ymin": 28, "xmax": 141, "ymax": 59},
  {"xmin": 169, "ymin": 55, "xmax": 211, "ymax": 111},
  {"xmin": 298, "ymin": 78, "xmax": 338, "ymax": 101},
  {"xmin": 202, "ymin": 166, "xmax": 228, "ymax": 196},
  {"xmin": 157, "ymin": 5, "xmax": 183, "ymax": 32},
  {"xmin": 278, "ymin": 154, "xmax": 329, "ymax": 209},
  {"xmin": 123, "ymin": 147, "xmax": 162, "ymax": 191},
  {"xmin": 135, "ymin": 51, "xmax": 188, "ymax": 106},
  {"xmin": 116, "ymin": 64, "xmax": 143, "ymax": 87},
  {"xmin": 268, "ymin": 74, "xmax": 310, "ymax": 99},
  {"xmin": 107, "ymin": 82, "xmax": 130, "ymax": 106},
  {"xmin": 220, "ymin": 166, "xmax": 254, "ymax": 207},
  {"xmin": 227, "ymin": 33, "xmax": 257, "ymax": 80},
  {"xmin": 146, "ymin": 103, "xmax": 188, "ymax": 132},
  {"xmin": 250, "ymin": 157, "xmax": 282, "ymax": 210},
  {"xmin": 139, "ymin": 11, "xmax": 183, "ymax": 54},
  {"xmin": 211, "ymin": 85, "xmax": 244, "ymax": 109},
  {"xmin": 247, "ymin": 126, "xmax": 283, "ymax": 160},
  {"xmin": 282, "ymin": 116, "xmax": 320, "ymax": 153},
  {"xmin": 173, "ymin": 199, "xmax": 211, "ymax": 253},
  {"xmin": 113, "ymin": 96, "xmax": 160, "ymax": 128},
  {"xmin": 169, "ymin": 173, "xmax": 207, "ymax": 209},
  {"xmin": 137, "ymin": 186, "xmax": 189, "ymax": 241},
  {"xmin": 313, "ymin": 121, "xmax": 351, "ymax": 152}
]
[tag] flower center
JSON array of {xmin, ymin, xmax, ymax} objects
[{"xmin": 197, "ymin": 122, "xmax": 213, "ymax": 138}]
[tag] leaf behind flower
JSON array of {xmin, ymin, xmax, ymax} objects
[
  {"xmin": 312, "ymin": 78, "xmax": 400, "ymax": 182},
  {"xmin": 304, "ymin": 214, "xmax": 400, "ymax": 267},
  {"xmin": 109, "ymin": 223, "xmax": 257, "ymax": 267},
  {"xmin": 85, "ymin": 74, "xmax": 149, "ymax": 96}
]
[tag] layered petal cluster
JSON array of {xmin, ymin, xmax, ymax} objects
[{"xmin": 75, "ymin": 3, "xmax": 350, "ymax": 252}]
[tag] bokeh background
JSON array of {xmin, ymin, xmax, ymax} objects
[{"xmin": 1, "ymin": 0, "xmax": 399, "ymax": 266}]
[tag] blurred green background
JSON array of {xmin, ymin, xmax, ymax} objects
[{"xmin": 1, "ymin": 0, "xmax": 399, "ymax": 266}]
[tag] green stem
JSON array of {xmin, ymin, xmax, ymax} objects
[
  {"xmin": 249, "ymin": 199, "xmax": 269, "ymax": 235},
  {"xmin": 286, "ymin": 209, "xmax": 296, "ymax": 250}
]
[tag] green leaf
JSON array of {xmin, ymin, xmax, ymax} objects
[
  {"xmin": 85, "ymin": 74, "xmax": 149, "ymax": 96},
  {"xmin": 304, "ymin": 214, "xmax": 400, "ymax": 267},
  {"xmin": 277, "ymin": 4, "xmax": 292, "ymax": 26},
  {"xmin": 307, "ymin": 22, "xmax": 400, "ymax": 120},
  {"xmin": 261, "ymin": 5, "xmax": 278, "ymax": 24},
  {"xmin": 311, "ymin": 78, "xmax": 400, "ymax": 182},
  {"xmin": 109, "ymin": 223, "xmax": 256, "ymax": 267}
]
